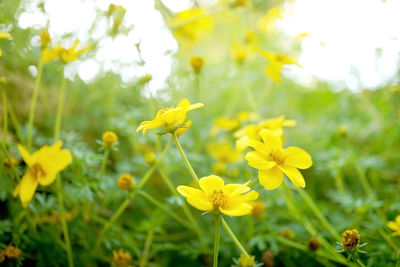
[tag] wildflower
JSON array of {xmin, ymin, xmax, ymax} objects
[
  {"xmin": 250, "ymin": 200, "xmax": 266, "ymax": 217},
  {"xmin": 237, "ymin": 254, "xmax": 256, "ymax": 267},
  {"xmin": 117, "ymin": 173, "xmax": 135, "ymax": 190},
  {"xmin": 175, "ymin": 120, "xmax": 192, "ymax": 136},
  {"xmin": 144, "ymin": 152, "xmax": 157, "ymax": 165},
  {"xmin": 258, "ymin": 7, "xmax": 283, "ymax": 33},
  {"xmin": 4, "ymin": 245, "xmax": 21, "ymax": 260},
  {"xmin": 232, "ymin": 44, "xmax": 248, "ymax": 64},
  {"xmin": 136, "ymin": 99, "xmax": 203, "ymax": 135},
  {"xmin": 139, "ymin": 73, "xmax": 152, "ymax": 84},
  {"xmin": 341, "ymin": 229, "xmax": 360, "ymax": 251},
  {"xmin": 307, "ymin": 237, "xmax": 320, "ymax": 251},
  {"xmin": 39, "ymin": 28, "xmax": 51, "ymax": 48},
  {"xmin": 207, "ymin": 142, "xmax": 241, "ymax": 164},
  {"xmin": 233, "ymin": 0, "xmax": 249, "ymax": 8},
  {"xmin": 169, "ymin": 8, "xmax": 213, "ymax": 41},
  {"xmin": 190, "ymin": 56, "xmax": 205, "ymax": 73},
  {"xmin": 260, "ymin": 51, "xmax": 301, "ymax": 83},
  {"xmin": 177, "ymin": 175, "xmax": 259, "ymax": 216},
  {"xmin": 212, "ymin": 162, "xmax": 228, "ymax": 175},
  {"xmin": 387, "ymin": 215, "xmax": 400, "ymax": 236},
  {"xmin": 337, "ymin": 124, "xmax": 347, "ymax": 137},
  {"xmin": 261, "ymin": 249, "xmax": 274, "ymax": 267},
  {"xmin": 3, "ymin": 157, "xmax": 18, "ymax": 167},
  {"xmin": 0, "ymin": 31, "xmax": 12, "ymax": 57},
  {"xmin": 112, "ymin": 248, "xmax": 132, "ymax": 266},
  {"xmin": 42, "ymin": 40, "xmax": 90, "ymax": 64},
  {"xmin": 13, "ymin": 141, "xmax": 72, "ymax": 207},
  {"xmin": 102, "ymin": 131, "xmax": 118, "ymax": 148},
  {"xmin": 279, "ymin": 229, "xmax": 293, "ymax": 238},
  {"xmin": 239, "ymin": 129, "xmax": 312, "ymax": 190}
]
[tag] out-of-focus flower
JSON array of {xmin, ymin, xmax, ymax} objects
[
  {"xmin": 237, "ymin": 254, "xmax": 256, "ymax": 267},
  {"xmin": 4, "ymin": 245, "xmax": 21, "ymax": 260},
  {"xmin": 112, "ymin": 248, "xmax": 132, "ymax": 266},
  {"xmin": 177, "ymin": 175, "xmax": 259, "ymax": 216},
  {"xmin": 169, "ymin": 8, "xmax": 213, "ymax": 41},
  {"xmin": 261, "ymin": 249, "xmax": 274, "ymax": 267},
  {"xmin": 107, "ymin": 4, "xmax": 126, "ymax": 36},
  {"xmin": 258, "ymin": 7, "xmax": 283, "ymax": 33},
  {"xmin": 232, "ymin": 0, "xmax": 249, "ymax": 8},
  {"xmin": 136, "ymin": 99, "xmax": 203, "ymax": 135},
  {"xmin": 260, "ymin": 51, "xmax": 301, "ymax": 83},
  {"xmin": 139, "ymin": 73, "xmax": 152, "ymax": 84},
  {"xmin": 0, "ymin": 31, "xmax": 12, "ymax": 57},
  {"xmin": 341, "ymin": 229, "xmax": 360, "ymax": 251},
  {"xmin": 387, "ymin": 215, "xmax": 400, "ymax": 236},
  {"xmin": 211, "ymin": 112, "xmax": 256, "ymax": 136},
  {"xmin": 337, "ymin": 124, "xmax": 347, "ymax": 137},
  {"xmin": 232, "ymin": 44, "xmax": 249, "ymax": 64},
  {"xmin": 38, "ymin": 209, "xmax": 77, "ymax": 224},
  {"xmin": 307, "ymin": 237, "xmax": 320, "ymax": 251},
  {"xmin": 250, "ymin": 200, "xmax": 266, "ymax": 217},
  {"xmin": 3, "ymin": 157, "xmax": 18, "ymax": 167},
  {"xmin": 207, "ymin": 142, "xmax": 241, "ymax": 164},
  {"xmin": 39, "ymin": 28, "xmax": 51, "ymax": 48},
  {"xmin": 117, "ymin": 173, "xmax": 135, "ymax": 190},
  {"xmin": 13, "ymin": 141, "xmax": 72, "ymax": 207},
  {"xmin": 144, "ymin": 152, "xmax": 157, "ymax": 165},
  {"xmin": 102, "ymin": 131, "xmax": 118, "ymax": 148},
  {"xmin": 240, "ymin": 129, "xmax": 312, "ymax": 190},
  {"xmin": 42, "ymin": 40, "xmax": 90, "ymax": 64},
  {"xmin": 190, "ymin": 56, "xmax": 205, "ymax": 73}
]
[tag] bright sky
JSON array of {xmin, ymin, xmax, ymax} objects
[{"xmin": 16, "ymin": 0, "xmax": 400, "ymax": 92}]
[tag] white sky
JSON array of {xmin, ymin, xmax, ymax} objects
[{"xmin": 16, "ymin": 0, "xmax": 400, "ymax": 91}]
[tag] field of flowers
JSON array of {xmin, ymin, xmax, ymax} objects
[{"xmin": 1, "ymin": 0, "xmax": 400, "ymax": 266}]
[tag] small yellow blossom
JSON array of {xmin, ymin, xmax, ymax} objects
[
  {"xmin": 13, "ymin": 141, "xmax": 72, "ymax": 207},
  {"xmin": 307, "ymin": 237, "xmax": 320, "ymax": 251},
  {"xmin": 237, "ymin": 254, "xmax": 256, "ymax": 267},
  {"xmin": 117, "ymin": 173, "xmax": 135, "ymax": 190},
  {"xmin": 112, "ymin": 248, "xmax": 132, "ymax": 266},
  {"xmin": 0, "ymin": 31, "xmax": 12, "ymax": 57},
  {"xmin": 3, "ymin": 157, "xmax": 18, "ymax": 167},
  {"xmin": 239, "ymin": 129, "xmax": 312, "ymax": 190},
  {"xmin": 144, "ymin": 152, "xmax": 157, "ymax": 165},
  {"xmin": 190, "ymin": 56, "xmax": 205, "ymax": 73},
  {"xmin": 136, "ymin": 99, "xmax": 203, "ymax": 135},
  {"xmin": 212, "ymin": 162, "xmax": 228, "ymax": 175},
  {"xmin": 258, "ymin": 7, "xmax": 283, "ymax": 33},
  {"xmin": 260, "ymin": 51, "xmax": 301, "ymax": 83},
  {"xmin": 207, "ymin": 142, "xmax": 241, "ymax": 164},
  {"xmin": 337, "ymin": 124, "xmax": 347, "ymax": 137},
  {"xmin": 341, "ymin": 229, "xmax": 360, "ymax": 251},
  {"xmin": 39, "ymin": 28, "xmax": 51, "ymax": 48},
  {"xmin": 250, "ymin": 200, "xmax": 266, "ymax": 216},
  {"xmin": 232, "ymin": 44, "xmax": 248, "ymax": 64},
  {"xmin": 170, "ymin": 8, "xmax": 213, "ymax": 41},
  {"xmin": 387, "ymin": 215, "xmax": 400, "ymax": 236},
  {"xmin": 42, "ymin": 40, "xmax": 90, "ymax": 64},
  {"xmin": 4, "ymin": 245, "xmax": 21, "ymax": 260},
  {"xmin": 102, "ymin": 131, "xmax": 118, "ymax": 148},
  {"xmin": 177, "ymin": 175, "xmax": 259, "ymax": 216}
]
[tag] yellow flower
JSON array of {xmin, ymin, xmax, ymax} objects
[
  {"xmin": 117, "ymin": 173, "xmax": 135, "ymax": 190},
  {"xmin": 143, "ymin": 152, "xmax": 157, "ymax": 165},
  {"xmin": 4, "ymin": 245, "xmax": 21, "ymax": 260},
  {"xmin": 239, "ymin": 129, "xmax": 312, "ymax": 190},
  {"xmin": 3, "ymin": 157, "xmax": 18, "ymax": 167},
  {"xmin": 102, "ymin": 131, "xmax": 118, "ymax": 148},
  {"xmin": 42, "ymin": 40, "xmax": 90, "ymax": 64},
  {"xmin": 169, "ymin": 8, "xmax": 213, "ymax": 41},
  {"xmin": 250, "ymin": 200, "xmax": 266, "ymax": 216},
  {"xmin": 233, "ymin": 0, "xmax": 249, "ymax": 8},
  {"xmin": 175, "ymin": 120, "xmax": 192, "ymax": 136},
  {"xmin": 260, "ymin": 51, "xmax": 301, "ymax": 83},
  {"xmin": 232, "ymin": 44, "xmax": 248, "ymax": 64},
  {"xmin": 39, "ymin": 28, "xmax": 51, "ymax": 48},
  {"xmin": 12, "ymin": 141, "xmax": 72, "ymax": 207},
  {"xmin": 237, "ymin": 254, "xmax": 256, "ymax": 267},
  {"xmin": 0, "ymin": 31, "xmax": 12, "ymax": 57},
  {"xmin": 112, "ymin": 248, "xmax": 132, "ymax": 266},
  {"xmin": 190, "ymin": 56, "xmax": 205, "ymax": 73},
  {"xmin": 387, "ymin": 215, "xmax": 400, "ymax": 236},
  {"xmin": 341, "ymin": 229, "xmax": 360, "ymax": 251},
  {"xmin": 136, "ymin": 99, "xmax": 203, "ymax": 135},
  {"xmin": 177, "ymin": 175, "xmax": 259, "ymax": 216},
  {"xmin": 258, "ymin": 7, "xmax": 283, "ymax": 33},
  {"xmin": 207, "ymin": 142, "xmax": 241, "ymax": 164}
]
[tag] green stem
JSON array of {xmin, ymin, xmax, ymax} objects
[
  {"xmin": 221, "ymin": 217, "xmax": 248, "ymax": 256},
  {"xmin": 213, "ymin": 216, "xmax": 221, "ymax": 267},
  {"xmin": 1, "ymin": 86, "xmax": 8, "ymax": 144},
  {"xmin": 7, "ymin": 101, "xmax": 25, "ymax": 145},
  {"xmin": 54, "ymin": 73, "xmax": 67, "ymax": 141},
  {"xmin": 27, "ymin": 59, "xmax": 44, "ymax": 151},
  {"xmin": 99, "ymin": 150, "xmax": 109, "ymax": 179},
  {"xmin": 138, "ymin": 190, "xmax": 194, "ymax": 230},
  {"xmin": 139, "ymin": 229, "xmax": 154, "ymax": 267},
  {"xmin": 0, "ymin": 142, "xmax": 19, "ymax": 181},
  {"xmin": 56, "ymin": 175, "xmax": 74, "ymax": 267},
  {"xmin": 172, "ymin": 132, "xmax": 199, "ymax": 186}
]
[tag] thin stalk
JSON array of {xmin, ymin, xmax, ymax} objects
[
  {"xmin": 56, "ymin": 175, "xmax": 74, "ymax": 267},
  {"xmin": 221, "ymin": 217, "xmax": 248, "ymax": 256},
  {"xmin": 139, "ymin": 229, "xmax": 154, "ymax": 267},
  {"xmin": 99, "ymin": 150, "xmax": 109, "ymax": 179},
  {"xmin": 172, "ymin": 132, "xmax": 199, "ymax": 186},
  {"xmin": 54, "ymin": 74, "xmax": 67, "ymax": 141},
  {"xmin": 138, "ymin": 190, "xmax": 194, "ymax": 230},
  {"xmin": 27, "ymin": 59, "xmax": 44, "ymax": 151},
  {"xmin": 213, "ymin": 216, "xmax": 221, "ymax": 267},
  {"xmin": 7, "ymin": 102, "xmax": 25, "ymax": 145},
  {"xmin": 1, "ymin": 87, "xmax": 8, "ymax": 144},
  {"xmin": 0, "ymin": 142, "xmax": 20, "ymax": 181}
]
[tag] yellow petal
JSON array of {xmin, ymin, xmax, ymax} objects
[
  {"xmin": 18, "ymin": 144, "xmax": 32, "ymax": 166},
  {"xmin": 237, "ymin": 138, "xmax": 270, "ymax": 154},
  {"xmin": 223, "ymin": 182, "xmax": 251, "ymax": 197},
  {"xmin": 260, "ymin": 129, "xmax": 282, "ymax": 150},
  {"xmin": 265, "ymin": 62, "xmax": 283, "ymax": 82},
  {"xmin": 199, "ymin": 175, "xmax": 224, "ymax": 193},
  {"xmin": 187, "ymin": 102, "xmax": 204, "ymax": 111},
  {"xmin": 177, "ymin": 185, "xmax": 204, "ymax": 198},
  {"xmin": 245, "ymin": 151, "xmax": 276, "ymax": 170},
  {"xmin": 219, "ymin": 203, "xmax": 253, "ymax": 216},
  {"xmin": 177, "ymin": 186, "xmax": 212, "ymax": 211},
  {"xmin": 12, "ymin": 183, "xmax": 20, "ymax": 198},
  {"xmin": 0, "ymin": 31, "xmax": 11, "ymax": 39},
  {"xmin": 278, "ymin": 164, "xmax": 305, "ymax": 188},
  {"xmin": 395, "ymin": 215, "xmax": 400, "ymax": 225},
  {"xmin": 37, "ymin": 164, "xmax": 57, "ymax": 186},
  {"xmin": 283, "ymin": 147, "xmax": 312, "ymax": 169},
  {"xmin": 258, "ymin": 166, "xmax": 283, "ymax": 190},
  {"xmin": 19, "ymin": 172, "xmax": 39, "ymax": 205},
  {"xmin": 227, "ymin": 190, "xmax": 259, "ymax": 206}
]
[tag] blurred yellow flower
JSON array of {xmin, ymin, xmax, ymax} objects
[
  {"xmin": 239, "ymin": 129, "xmax": 312, "ymax": 190},
  {"xmin": 260, "ymin": 51, "xmax": 301, "ymax": 83},
  {"xmin": 207, "ymin": 142, "xmax": 241, "ymax": 164},
  {"xmin": 190, "ymin": 55, "xmax": 205, "ymax": 73},
  {"xmin": 211, "ymin": 112, "xmax": 256, "ymax": 136},
  {"xmin": 237, "ymin": 254, "xmax": 256, "ymax": 267},
  {"xmin": 102, "ymin": 131, "xmax": 118, "ymax": 148},
  {"xmin": 169, "ymin": 8, "xmax": 213, "ymax": 41},
  {"xmin": 177, "ymin": 175, "xmax": 259, "ymax": 216},
  {"xmin": 258, "ymin": 7, "xmax": 283, "ymax": 33},
  {"xmin": 3, "ymin": 157, "xmax": 18, "ymax": 168},
  {"xmin": 13, "ymin": 141, "xmax": 72, "ymax": 207},
  {"xmin": 112, "ymin": 248, "xmax": 132, "ymax": 266},
  {"xmin": 42, "ymin": 40, "xmax": 90, "ymax": 64},
  {"xmin": 136, "ymin": 99, "xmax": 203, "ymax": 135},
  {"xmin": 387, "ymin": 215, "xmax": 400, "ymax": 236},
  {"xmin": 232, "ymin": 44, "xmax": 248, "ymax": 64},
  {"xmin": 0, "ymin": 31, "xmax": 12, "ymax": 57},
  {"xmin": 117, "ymin": 173, "xmax": 135, "ymax": 190},
  {"xmin": 39, "ymin": 28, "xmax": 51, "ymax": 48},
  {"xmin": 4, "ymin": 245, "xmax": 21, "ymax": 260},
  {"xmin": 250, "ymin": 200, "xmax": 266, "ymax": 216}
]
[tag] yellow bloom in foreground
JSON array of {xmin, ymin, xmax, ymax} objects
[
  {"xmin": 177, "ymin": 175, "xmax": 259, "ymax": 216},
  {"xmin": 0, "ymin": 31, "xmax": 12, "ymax": 57},
  {"xmin": 239, "ymin": 129, "xmax": 312, "ymax": 190},
  {"xmin": 260, "ymin": 51, "xmax": 301, "ymax": 82},
  {"xmin": 387, "ymin": 215, "xmax": 400, "ymax": 236},
  {"xmin": 13, "ymin": 141, "xmax": 72, "ymax": 207},
  {"xmin": 136, "ymin": 99, "xmax": 203, "ymax": 135},
  {"xmin": 170, "ymin": 8, "xmax": 213, "ymax": 41}
]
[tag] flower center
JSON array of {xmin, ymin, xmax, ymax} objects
[
  {"xmin": 29, "ymin": 163, "xmax": 46, "ymax": 180},
  {"xmin": 269, "ymin": 149, "xmax": 285, "ymax": 165},
  {"xmin": 275, "ymin": 54, "xmax": 285, "ymax": 62},
  {"xmin": 208, "ymin": 190, "xmax": 228, "ymax": 208}
]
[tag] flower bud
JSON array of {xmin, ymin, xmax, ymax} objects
[
  {"xmin": 4, "ymin": 245, "xmax": 21, "ymax": 260},
  {"xmin": 307, "ymin": 237, "xmax": 320, "ymax": 251},
  {"xmin": 102, "ymin": 131, "xmax": 118, "ymax": 148},
  {"xmin": 118, "ymin": 173, "xmax": 135, "ymax": 190},
  {"xmin": 342, "ymin": 229, "xmax": 360, "ymax": 251},
  {"xmin": 190, "ymin": 56, "xmax": 205, "ymax": 73},
  {"xmin": 237, "ymin": 254, "xmax": 256, "ymax": 267}
]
